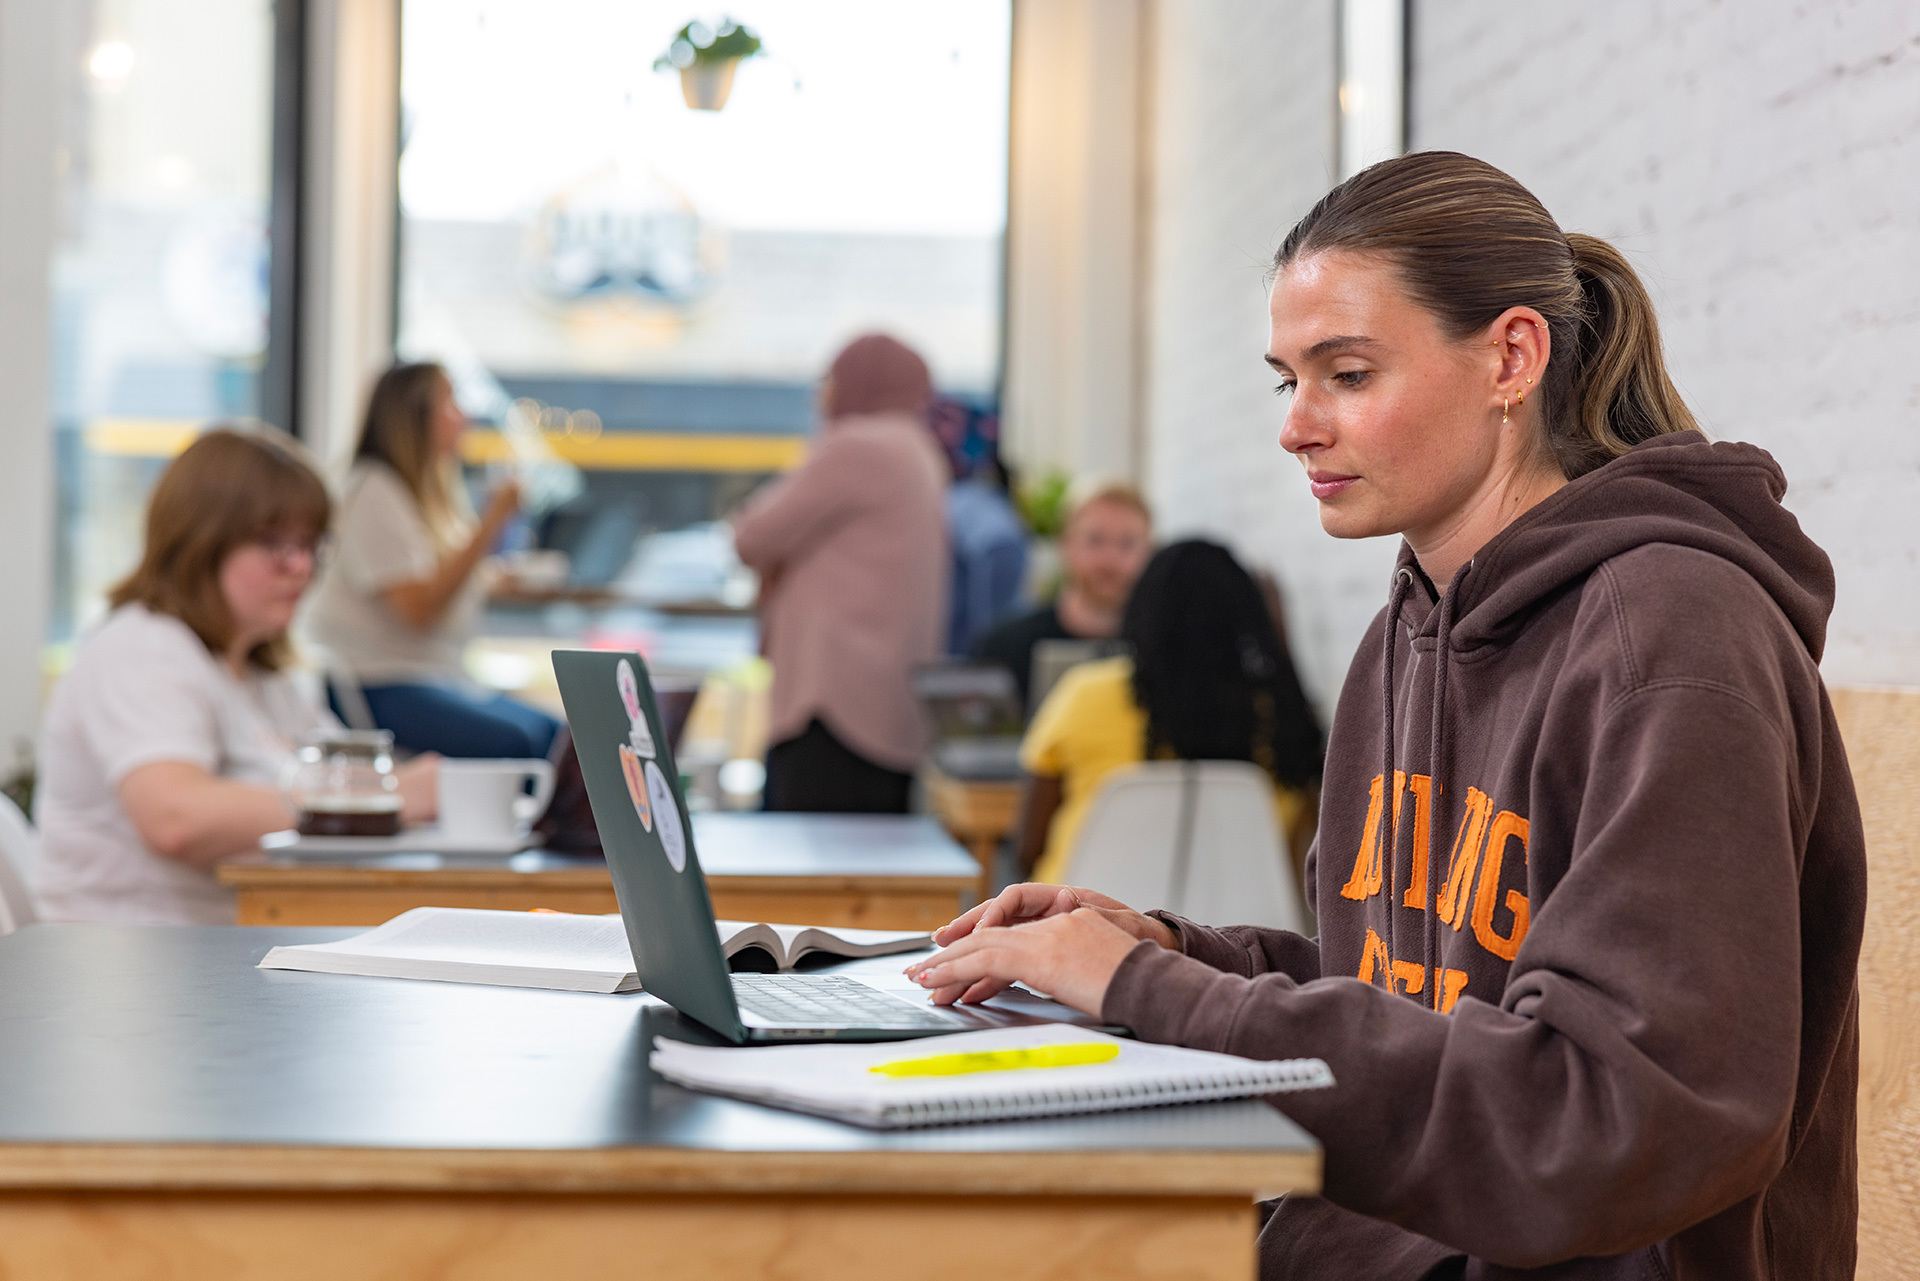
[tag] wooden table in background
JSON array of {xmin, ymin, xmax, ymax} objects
[
  {"xmin": 0, "ymin": 926, "xmax": 1320, "ymax": 1280},
  {"xmin": 924, "ymin": 765, "xmax": 1022, "ymax": 902},
  {"xmin": 219, "ymin": 813, "xmax": 976, "ymax": 932}
]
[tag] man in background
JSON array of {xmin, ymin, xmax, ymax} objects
[{"xmin": 969, "ymin": 482, "xmax": 1153, "ymax": 707}]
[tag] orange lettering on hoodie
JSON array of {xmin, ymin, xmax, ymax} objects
[
  {"xmin": 1472, "ymin": 810, "xmax": 1532, "ymax": 960},
  {"xmin": 1391, "ymin": 958, "xmax": 1427, "ymax": 996},
  {"xmin": 1401, "ymin": 773, "xmax": 1437, "ymax": 911},
  {"xmin": 1434, "ymin": 967, "xmax": 1470, "ymax": 1014},
  {"xmin": 1340, "ymin": 772, "xmax": 1397, "ymax": 901},
  {"xmin": 1439, "ymin": 786, "xmax": 1495, "ymax": 929},
  {"xmin": 1357, "ymin": 927, "xmax": 1393, "ymax": 987}
]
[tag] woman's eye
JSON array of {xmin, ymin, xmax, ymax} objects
[
  {"xmin": 1333, "ymin": 370, "xmax": 1372, "ymax": 388},
  {"xmin": 1272, "ymin": 382, "xmax": 1296, "ymax": 398}
]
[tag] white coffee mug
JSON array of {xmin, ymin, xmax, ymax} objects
[{"xmin": 437, "ymin": 758, "xmax": 556, "ymax": 841}]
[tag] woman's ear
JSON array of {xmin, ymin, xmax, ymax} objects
[{"xmin": 1488, "ymin": 307, "xmax": 1551, "ymax": 402}]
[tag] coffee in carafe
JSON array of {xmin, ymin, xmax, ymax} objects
[{"xmin": 287, "ymin": 730, "xmax": 404, "ymax": 837}]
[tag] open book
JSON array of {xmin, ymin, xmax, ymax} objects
[
  {"xmin": 650, "ymin": 1024, "xmax": 1335, "ymax": 1129},
  {"xmin": 256, "ymin": 907, "xmax": 930, "ymax": 994}
]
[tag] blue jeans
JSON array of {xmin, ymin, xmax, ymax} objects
[{"xmin": 329, "ymin": 681, "xmax": 560, "ymax": 760}]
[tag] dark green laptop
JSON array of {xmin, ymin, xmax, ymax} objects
[{"xmin": 553, "ymin": 648, "xmax": 1029, "ymax": 1042}]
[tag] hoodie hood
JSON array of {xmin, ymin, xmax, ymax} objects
[{"xmin": 1414, "ymin": 431, "xmax": 1835, "ymax": 661}]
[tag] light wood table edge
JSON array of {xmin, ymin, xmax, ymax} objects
[
  {"xmin": 0, "ymin": 1142, "xmax": 1318, "ymax": 1198},
  {"xmin": 217, "ymin": 866, "xmax": 972, "ymax": 896}
]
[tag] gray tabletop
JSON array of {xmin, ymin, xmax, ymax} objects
[
  {"xmin": 257, "ymin": 812, "xmax": 979, "ymax": 881},
  {"xmin": 0, "ymin": 925, "xmax": 1319, "ymax": 1161}
]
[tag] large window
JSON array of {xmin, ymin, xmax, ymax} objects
[
  {"xmin": 397, "ymin": 1, "xmax": 1011, "ymax": 594},
  {"xmin": 47, "ymin": 0, "xmax": 285, "ymax": 643}
]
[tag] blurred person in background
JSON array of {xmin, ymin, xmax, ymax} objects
[
  {"xmin": 305, "ymin": 361, "xmax": 560, "ymax": 760},
  {"xmin": 732, "ymin": 333, "xmax": 949, "ymax": 813},
  {"xmin": 969, "ymin": 481, "xmax": 1153, "ymax": 706},
  {"xmin": 35, "ymin": 427, "xmax": 438, "ymax": 924},
  {"xmin": 1015, "ymin": 539, "xmax": 1323, "ymax": 883},
  {"xmin": 944, "ymin": 448, "xmax": 1030, "ymax": 655}
]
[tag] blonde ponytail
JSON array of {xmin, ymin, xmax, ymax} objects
[{"xmin": 1558, "ymin": 234, "xmax": 1698, "ymax": 476}]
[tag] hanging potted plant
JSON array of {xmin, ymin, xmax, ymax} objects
[{"xmin": 653, "ymin": 17, "xmax": 765, "ymax": 112}]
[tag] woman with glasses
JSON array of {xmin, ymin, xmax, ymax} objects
[
  {"xmin": 304, "ymin": 361, "xmax": 559, "ymax": 760},
  {"xmin": 36, "ymin": 426, "xmax": 438, "ymax": 924}
]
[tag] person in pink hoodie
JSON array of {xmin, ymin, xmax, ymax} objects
[
  {"xmin": 732, "ymin": 334, "xmax": 950, "ymax": 813},
  {"xmin": 907, "ymin": 152, "xmax": 1863, "ymax": 1279}
]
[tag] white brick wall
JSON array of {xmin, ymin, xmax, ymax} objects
[
  {"xmin": 1413, "ymin": 0, "xmax": 1920, "ymax": 688},
  {"xmin": 1139, "ymin": 0, "xmax": 1920, "ymax": 709}
]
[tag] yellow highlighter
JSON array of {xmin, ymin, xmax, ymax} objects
[{"xmin": 869, "ymin": 1042, "xmax": 1121, "ymax": 1078}]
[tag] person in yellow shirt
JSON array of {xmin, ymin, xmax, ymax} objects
[{"xmin": 1016, "ymin": 539, "xmax": 1323, "ymax": 883}]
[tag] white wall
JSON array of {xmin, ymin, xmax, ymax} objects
[
  {"xmin": 1412, "ymin": 0, "xmax": 1920, "ymax": 688},
  {"xmin": 0, "ymin": 0, "xmax": 61, "ymax": 748},
  {"xmin": 1001, "ymin": 0, "xmax": 1148, "ymax": 482},
  {"xmin": 1138, "ymin": 0, "xmax": 1393, "ymax": 712},
  {"xmin": 1137, "ymin": 0, "xmax": 1920, "ymax": 711}
]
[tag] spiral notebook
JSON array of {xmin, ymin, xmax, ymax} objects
[{"xmin": 649, "ymin": 1024, "xmax": 1333, "ymax": 1129}]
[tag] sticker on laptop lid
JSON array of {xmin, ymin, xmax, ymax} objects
[
  {"xmin": 615, "ymin": 659, "xmax": 657, "ymax": 759},
  {"xmin": 618, "ymin": 744, "xmax": 654, "ymax": 831},
  {"xmin": 644, "ymin": 760, "xmax": 686, "ymax": 872}
]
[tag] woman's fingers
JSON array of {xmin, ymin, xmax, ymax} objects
[
  {"xmin": 930, "ymin": 883, "xmax": 1074, "ymax": 945},
  {"xmin": 929, "ymin": 901, "xmax": 992, "ymax": 947},
  {"xmin": 956, "ymin": 977, "xmax": 1011, "ymax": 1005}
]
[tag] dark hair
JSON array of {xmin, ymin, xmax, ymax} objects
[
  {"xmin": 109, "ymin": 424, "xmax": 330, "ymax": 671},
  {"xmin": 1122, "ymin": 540, "xmax": 1322, "ymax": 789},
  {"xmin": 1274, "ymin": 150, "xmax": 1697, "ymax": 478}
]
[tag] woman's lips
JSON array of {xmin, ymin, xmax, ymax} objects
[{"xmin": 1308, "ymin": 473, "xmax": 1359, "ymax": 500}]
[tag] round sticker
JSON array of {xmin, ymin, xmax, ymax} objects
[
  {"xmin": 618, "ymin": 744, "xmax": 653, "ymax": 831},
  {"xmin": 644, "ymin": 760, "xmax": 685, "ymax": 872}
]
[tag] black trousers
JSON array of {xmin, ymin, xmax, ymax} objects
[{"xmin": 763, "ymin": 718, "xmax": 913, "ymax": 815}]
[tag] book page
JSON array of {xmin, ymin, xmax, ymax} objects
[
  {"xmin": 282, "ymin": 907, "xmax": 634, "ymax": 975},
  {"xmin": 769, "ymin": 923, "xmax": 931, "ymax": 963}
]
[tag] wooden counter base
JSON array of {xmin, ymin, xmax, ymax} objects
[{"xmin": 3, "ymin": 1190, "xmax": 1254, "ymax": 1281}]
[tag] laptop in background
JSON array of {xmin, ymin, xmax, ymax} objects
[
  {"xmin": 912, "ymin": 661, "xmax": 1025, "ymax": 781},
  {"xmin": 1027, "ymin": 638, "xmax": 1126, "ymax": 717},
  {"xmin": 551, "ymin": 648, "xmax": 1073, "ymax": 1043}
]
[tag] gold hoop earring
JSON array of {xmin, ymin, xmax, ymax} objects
[
  {"xmin": 1517, "ymin": 388, "xmax": 1527, "ymax": 405},
  {"xmin": 1502, "ymin": 397, "xmax": 1510, "ymax": 425}
]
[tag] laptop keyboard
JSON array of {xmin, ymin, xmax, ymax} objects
[{"xmin": 731, "ymin": 973, "xmax": 962, "ymax": 1029}]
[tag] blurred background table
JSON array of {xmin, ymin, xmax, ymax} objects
[{"xmin": 219, "ymin": 813, "xmax": 978, "ymax": 931}]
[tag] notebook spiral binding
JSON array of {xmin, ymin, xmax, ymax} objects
[{"xmin": 882, "ymin": 1058, "xmax": 1335, "ymax": 1128}]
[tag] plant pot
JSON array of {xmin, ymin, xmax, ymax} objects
[{"xmin": 679, "ymin": 60, "xmax": 739, "ymax": 111}]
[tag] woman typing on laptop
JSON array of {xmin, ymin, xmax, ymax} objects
[{"xmin": 905, "ymin": 153, "xmax": 1864, "ymax": 1280}]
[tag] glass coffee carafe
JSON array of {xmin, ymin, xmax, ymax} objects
[{"xmin": 286, "ymin": 730, "xmax": 404, "ymax": 837}]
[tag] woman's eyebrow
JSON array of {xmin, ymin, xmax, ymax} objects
[{"xmin": 1266, "ymin": 335, "xmax": 1382, "ymax": 372}]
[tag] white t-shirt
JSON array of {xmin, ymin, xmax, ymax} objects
[
  {"xmin": 301, "ymin": 461, "xmax": 490, "ymax": 684},
  {"xmin": 34, "ymin": 606, "xmax": 338, "ymax": 924}
]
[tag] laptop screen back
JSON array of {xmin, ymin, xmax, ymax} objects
[{"xmin": 550, "ymin": 648, "xmax": 745, "ymax": 1040}]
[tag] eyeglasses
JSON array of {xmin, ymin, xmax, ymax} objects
[{"xmin": 249, "ymin": 534, "xmax": 332, "ymax": 571}]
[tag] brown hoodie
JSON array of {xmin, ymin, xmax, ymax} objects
[{"xmin": 1101, "ymin": 432, "xmax": 1865, "ymax": 1278}]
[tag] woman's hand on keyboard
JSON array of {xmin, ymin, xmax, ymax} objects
[
  {"xmin": 933, "ymin": 883, "xmax": 1176, "ymax": 951},
  {"xmin": 905, "ymin": 906, "xmax": 1142, "ymax": 1015},
  {"xmin": 910, "ymin": 886, "xmax": 1177, "ymax": 1012}
]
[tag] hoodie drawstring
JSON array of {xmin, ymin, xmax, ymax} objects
[
  {"xmin": 1423, "ymin": 575, "xmax": 1459, "ymax": 1009},
  {"xmin": 1379, "ymin": 568, "xmax": 1415, "ymax": 969}
]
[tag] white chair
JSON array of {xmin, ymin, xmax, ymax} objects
[
  {"xmin": 0, "ymin": 792, "xmax": 41, "ymax": 935},
  {"xmin": 1063, "ymin": 761, "xmax": 1309, "ymax": 932}
]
